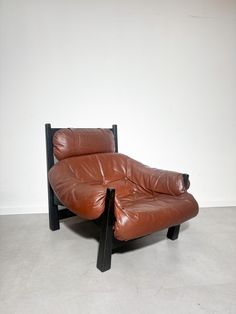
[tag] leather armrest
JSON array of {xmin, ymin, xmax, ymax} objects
[
  {"xmin": 127, "ymin": 158, "xmax": 190, "ymax": 196},
  {"xmin": 49, "ymin": 168, "xmax": 107, "ymax": 219}
]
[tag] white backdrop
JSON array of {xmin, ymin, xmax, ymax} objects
[{"xmin": 1, "ymin": 0, "xmax": 236, "ymax": 214}]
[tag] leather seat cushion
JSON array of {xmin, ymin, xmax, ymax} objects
[{"xmin": 114, "ymin": 192, "xmax": 198, "ymax": 241}]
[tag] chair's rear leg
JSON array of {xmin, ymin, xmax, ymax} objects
[
  {"xmin": 49, "ymin": 204, "xmax": 60, "ymax": 231},
  {"xmin": 97, "ymin": 188, "xmax": 115, "ymax": 272},
  {"xmin": 48, "ymin": 186, "xmax": 60, "ymax": 231},
  {"xmin": 167, "ymin": 225, "xmax": 180, "ymax": 240}
]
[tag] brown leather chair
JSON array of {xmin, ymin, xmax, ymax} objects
[{"xmin": 45, "ymin": 124, "xmax": 198, "ymax": 272}]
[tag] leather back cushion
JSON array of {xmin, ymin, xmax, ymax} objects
[
  {"xmin": 50, "ymin": 153, "xmax": 127, "ymax": 185},
  {"xmin": 53, "ymin": 128, "xmax": 115, "ymax": 160}
]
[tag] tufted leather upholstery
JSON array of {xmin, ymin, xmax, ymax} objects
[{"xmin": 49, "ymin": 141, "xmax": 198, "ymax": 241}]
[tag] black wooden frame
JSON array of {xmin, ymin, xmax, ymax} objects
[{"xmin": 45, "ymin": 123, "xmax": 181, "ymax": 272}]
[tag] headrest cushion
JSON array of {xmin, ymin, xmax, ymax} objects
[{"xmin": 53, "ymin": 128, "xmax": 115, "ymax": 160}]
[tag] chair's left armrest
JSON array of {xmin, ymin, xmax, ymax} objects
[
  {"xmin": 48, "ymin": 164, "xmax": 107, "ymax": 219},
  {"xmin": 127, "ymin": 158, "xmax": 190, "ymax": 196}
]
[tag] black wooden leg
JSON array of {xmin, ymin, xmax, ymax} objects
[
  {"xmin": 167, "ymin": 225, "xmax": 180, "ymax": 240},
  {"xmin": 48, "ymin": 186, "xmax": 60, "ymax": 231},
  {"xmin": 49, "ymin": 208, "xmax": 60, "ymax": 231},
  {"xmin": 97, "ymin": 188, "xmax": 115, "ymax": 272},
  {"xmin": 49, "ymin": 204, "xmax": 60, "ymax": 230}
]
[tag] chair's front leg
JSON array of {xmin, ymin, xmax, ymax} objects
[
  {"xmin": 96, "ymin": 188, "xmax": 115, "ymax": 272},
  {"xmin": 167, "ymin": 225, "xmax": 180, "ymax": 240}
]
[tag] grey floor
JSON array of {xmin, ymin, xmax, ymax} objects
[{"xmin": 0, "ymin": 207, "xmax": 235, "ymax": 314}]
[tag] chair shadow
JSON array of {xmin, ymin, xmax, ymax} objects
[
  {"xmin": 62, "ymin": 216, "xmax": 190, "ymax": 254},
  {"xmin": 62, "ymin": 217, "xmax": 101, "ymax": 241},
  {"xmin": 114, "ymin": 221, "xmax": 189, "ymax": 254}
]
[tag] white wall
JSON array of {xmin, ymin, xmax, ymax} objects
[{"xmin": 0, "ymin": 0, "xmax": 236, "ymax": 214}]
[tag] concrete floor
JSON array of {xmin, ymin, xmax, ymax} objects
[{"xmin": 0, "ymin": 207, "xmax": 235, "ymax": 314}]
